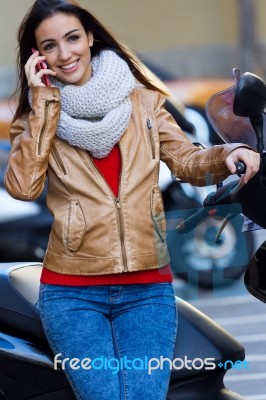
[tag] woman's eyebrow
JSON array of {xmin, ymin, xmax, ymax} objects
[{"xmin": 40, "ymin": 29, "xmax": 81, "ymax": 45}]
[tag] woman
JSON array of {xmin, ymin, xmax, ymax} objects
[{"xmin": 5, "ymin": 1, "xmax": 260, "ymax": 399}]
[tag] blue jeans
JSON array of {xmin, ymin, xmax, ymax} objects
[{"xmin": 39, "ymin": 282, "xmax": 177, "ymax": 400}]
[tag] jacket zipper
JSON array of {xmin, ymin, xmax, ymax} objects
[
  {"xmin": 87, "ymin": 146, "xmax": 128, "ymax": 271},
  {"xmin": 38, "ymin": 100, "xmax": 56, "ymax": 156},
  {"xmin": 115, "ymin": 197, "xmax": 128, "ymax": 271},
  {"xmin": 146, "ymin": 118, "xmax": 155, "ymax": 159},
  {"xmin": 51, "ymin": 144, "xmax": 67, "ymax": 175}
]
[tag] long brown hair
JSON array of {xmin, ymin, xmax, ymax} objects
[{"xmin": 13, "ymin": 0, "xmax": 167, "ymax": 121}]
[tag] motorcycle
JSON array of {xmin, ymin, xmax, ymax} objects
[
  {"xmin": 0, "ymin": 261, "xmax": 246, "ymax": 400},
  {"xmin": 162, "ymin": 93, "xmax": 251, "ymax": 289},
  {"xmin": 205, "ymin": 68, "xmax": 266, "ymax": 302},
  {"xmin": 1, "ymin": 68, "xmax": 265, "ymax": 399},
  {"xmin": 169, "ymin": 68, "xmax": 266, "ymax": 292}
]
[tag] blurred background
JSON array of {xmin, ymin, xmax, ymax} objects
[
  {"xmin": 1, "ymin": 2, "xmax": 266, "ymax": 397},
  {"xmin": 1, "ymin": 0, "xmax": 266, "ymax": 137},
  {"xmin": 0, "ymin": 0, "xmax": 266, "ymax": 96}
]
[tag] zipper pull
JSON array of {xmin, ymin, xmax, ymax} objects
[
  {"xmin": 147, "ymin": 118, "xmax": 152, "ymax": 129},
  {"xmin": 116, "ymin": 198, "xmax": 121, "ymax": 209},
  {"xmin": 45, "ymin": 99, "xmax": 56, "ymax": 106}
]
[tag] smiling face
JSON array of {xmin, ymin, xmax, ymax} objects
[{"xmin": 35, "ymin": 12, "xmax": 94, "ymax": 85}]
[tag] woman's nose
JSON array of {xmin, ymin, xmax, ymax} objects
[{"xmin": 58, "ymin": 45, "xmax": 71, "ymax": 61}]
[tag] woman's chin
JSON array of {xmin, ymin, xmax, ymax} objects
[{"xmin": 57, "ymin": 71, "xmax": 91, "ymax": 85}]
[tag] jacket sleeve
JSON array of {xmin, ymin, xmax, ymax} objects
[
  {"xmin": 156, "ymin": 92, "xmax": 253, "ymax": 186},
  {"xmin": 4, "ymin": 86, "xmax": 60, "ymax": 200}
]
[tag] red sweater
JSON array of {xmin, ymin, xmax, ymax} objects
[{"xmin": 41, "ymin": 145, "xmax": 172, "ymax": 285}]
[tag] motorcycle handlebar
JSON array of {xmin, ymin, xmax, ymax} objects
[
  {"xmin": 235, "ymin": 161, "xmax": 246, "ymax": 175},
  {"xmin": 176, "ymin": 207, "xmax": 215, "ymax": 234},
  {"xmin": 176, "ymin": 162, "xmax": 246, "ymax": 234}
]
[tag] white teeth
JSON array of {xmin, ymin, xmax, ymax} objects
[{"xmin": 61, "ymin": 61, "xmax": 78, "ymax": 70}]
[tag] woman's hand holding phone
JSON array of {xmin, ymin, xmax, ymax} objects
[{"xmin": 25, "ymin": 49, "xmax": 56, "ymax": 88}]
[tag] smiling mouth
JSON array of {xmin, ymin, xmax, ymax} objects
[{"xmin": 59, "ymin": 60, "xmax": 79, "ymax": 70}]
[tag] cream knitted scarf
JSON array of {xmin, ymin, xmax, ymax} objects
[{"xmin": 50, "ymin": 50, "xmax": 135, "ymax": 158}]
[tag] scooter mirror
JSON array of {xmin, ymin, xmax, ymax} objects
[
  {"xmin": 206, "ymin": 72, "xmax": 266, "ymax": 151},
  {"xmin": 233, "ymin": 72, "xmax": 266, "ymax": 117}
]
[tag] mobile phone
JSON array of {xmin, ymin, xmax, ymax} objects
[{"xmin": 31, "ymin": 48, "xmax": 50, "ymax": 87}]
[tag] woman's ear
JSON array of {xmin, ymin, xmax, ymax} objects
[{"xmin": 87, "ymin": 32, "xmax": 94, "ymax": 47}]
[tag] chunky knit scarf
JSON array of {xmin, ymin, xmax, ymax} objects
[{"xmin": 50, "ymin": 50, "xmax": 135, "ymax": 158}]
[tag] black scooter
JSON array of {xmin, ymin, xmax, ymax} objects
[
  {"xmin": 0, "ymin": 69, "xmax": 265, "ymax": 399},
  {"xmin": 0, "ymin": 261, "xmax": 246, "ymax": 400}
]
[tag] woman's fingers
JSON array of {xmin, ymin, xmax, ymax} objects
[
  {"xmin": 244, "ymin": 151, "xmax": 260, "ymax": 183},
  {"xmin": 226, "ymin": 148, "xmax": 260, "ymax": 184},
  {"xmin": 24, "ymin": 50, "xmax": 55, "ymax": 87}
]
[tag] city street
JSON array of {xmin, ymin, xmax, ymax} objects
[{"xmin": 173, "ymin": 277, "xmax": 266, "ymax": 399}]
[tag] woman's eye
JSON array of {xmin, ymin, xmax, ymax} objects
[
  {"xmin": 68, "ymin": 35, "xmax": 79, "ymax": 42},
  {"xmin": 44, "ymin": 43, "xmax": 55, "ymax": 51}
]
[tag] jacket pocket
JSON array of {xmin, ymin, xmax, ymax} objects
[
  {"xmin": 146, "ymin": 118, "xmax": 156, "ymax": 159},
  {"xmin": 151, "ymin": 187, "xmax": 166, "ymax": 243},
  {"xmin": 65, "ymin": 199, "xmax": 86, "ymax": 251}
]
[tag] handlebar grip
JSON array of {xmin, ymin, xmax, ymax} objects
[{"xmin": 235, "ymin": 161, "xmax": 246, "ymax": 174}]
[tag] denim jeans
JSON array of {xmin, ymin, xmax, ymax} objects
[{"xmin": 39, "ymin": 282, "xmax": 177, "ymax": 400}]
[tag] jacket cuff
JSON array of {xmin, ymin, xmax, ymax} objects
[
  {"xmin": 31, "ymin": 86, "xmax": 60, "ymax": 104},
  {"xmin": 222, "ymin": 143, "xmax": 256, "ymax": 157}
]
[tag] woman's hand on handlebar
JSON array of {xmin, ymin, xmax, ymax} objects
[{"xmin": 225, "ymin": 148, "xmax": 260, "ymax": 184}]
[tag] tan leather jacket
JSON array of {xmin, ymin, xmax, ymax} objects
[{"xmin": 5, "ymin": 86, "xmax": 249, "ymax": 275}]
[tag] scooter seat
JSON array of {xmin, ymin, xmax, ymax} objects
[
  {"xmin": 0, "ymin": 262, "xmax": 245, "ymax": 383},
  {"xmin": 0, "ymin": 262, "xmax": 46, "ymax": 341}
]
